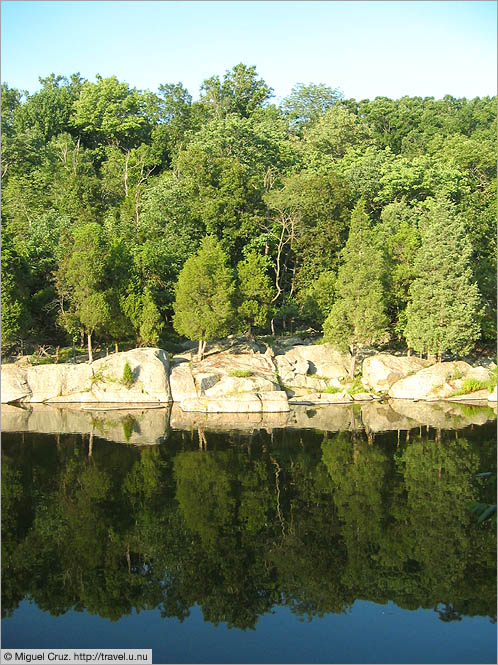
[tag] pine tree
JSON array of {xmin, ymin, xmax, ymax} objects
[
  {"xmin": 139, "ymin": 289, "xmax": 164, "ymax": 346},
  {"xmin": 323, "ymin": 200, "xmax": 388, "ymax": 375},
  {"xmin": 57, "ymin": 223, "xmax": 110, "ymax": 363},
  {"xmin": 404, "ymin": 196, "xmax": 482, "ymax": 360},
  {"xmin": 173, "ymin": 236, "xmax": 236, "ymax": 359},
  {"xmin": 236, "ymin": 251, "xmax": 275, "ymax": 335}
]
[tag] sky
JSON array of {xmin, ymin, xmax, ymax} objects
[{"xmin": 1, "ymin": 0, "xmax": 496, "ymax": 102}]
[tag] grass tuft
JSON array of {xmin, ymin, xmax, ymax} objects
[{"xmin": 229, "ymin": 369, "xmax": 254, "ymax": 378}]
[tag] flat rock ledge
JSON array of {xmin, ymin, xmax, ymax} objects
[
  {"xmin": 288, "ymin": 391, "xmax": 380, "ymax": 406},
  {"xmin": 179, "ymin": 391, "xmax": 290, "ymax": 413}
]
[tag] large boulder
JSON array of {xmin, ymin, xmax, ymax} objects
[
  {"xmin": 1, "ymin": 348, "xmax": 171, "ymax": 404},
  {"xmin": 169, "ymin": 359, "xmax": 198, "ymax": 402},
  {"xmin": 205, "ymin": 374, "xmax": 277, "ymax": 397},
  {"xmin": 274, "ymin": 343, "xmax": 352, "ymax": 392},
  {"xmin": 179, "ymin": 391, "xmax": 289, "ymax": 413},
  {"xmin": 276, "ymin": 343, "xmax": 352, "ymax": 379},
  {"xmin": 170, "ymin": 345, "xmax": 279, "ymax": 402},
  {"xmin": 1, "ymin": 365, "xmax": 32, "ymax": 403},
  {"xmin": 362, "ymin": 354, "xmax": 432, "ymax": 393},
  {"xmin": 388, "ymin": 361, "xmax": 489, "ymax": 400}
]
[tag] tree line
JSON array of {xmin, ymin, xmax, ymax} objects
[{"xmin": 1, "ymin": 65, "xmax": 496, "ymax": 360}]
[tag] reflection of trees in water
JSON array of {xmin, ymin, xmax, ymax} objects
[{"xmin": 1, "ymin": 424, "xmax": 496, "ymax": 628}]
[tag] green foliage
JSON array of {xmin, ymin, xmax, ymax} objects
[
  {"xmin": 450, "ymin": 377, "xmax": 495, "ymax": 397},
  {"xmin": 121, "ymin": 361, "xmax": 133, "ymax": 388},
  {"xmin": 323, "ymin": 385, "xmax": 341, "ymax": 394},
  {"xmin": 323, "ymin": 200, "xmax": 388, "ymax": 356},
  {"xmin": 138, "ymin": 290, "xmax": 164, "ymax": 346},
  {"xmin": 404, "ymin": 196, "xmax": 483, "ymax": 356},
  {"xmin": 345, "ymin": 379, "xmax": 365, "ymax": 395},
  {"xmin": 173, "ymin": 236, "xmax": 236, "ymax": 344},
  {"xmin": 229, "ymin": 369, "xmax": 253, "ymax": 378},
  {"xmin": 1, "ymin": 68, "xmax": 495, "ymax": 357},
  {"xmin": 282, "ymin": 82, "xmax": 343, "ymax": 132},
  {"xmin": 236, "ymin": 251, "xmax": 275, "ymax": 332}
]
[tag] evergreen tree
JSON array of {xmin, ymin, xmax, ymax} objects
[
  {"xmin": 404, "ymin": 196, "xmax": 482, "ymax": 359},
  {"xmin": 236, "ymin": 251, "xmax": 275, "ymax": 334},
  {"xmin": 173, "ymin": 236, "xmax": 236, "ymax": 359},
  {"xmin": 56, "ymin": 223, "xmax": 110, "ymax": 362},
  {"xmin": 139, "ymin": 289, "xmax": 164, "ymax": 346},
  {"xmin": 323, "ymin": 200, "xmax": 388, "ymax": 375}
]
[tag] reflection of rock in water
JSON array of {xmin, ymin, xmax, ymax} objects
[
  {"xmin": 0, "ymin": 403, "xmax": 171, "ymax": 446},
  {"xmin": 169, "ymin": 402, "xmax": 290, "ymax": 432},
  {"xmin": 1, "ymin": 398, "xmax": 496, "ymax": 443}
]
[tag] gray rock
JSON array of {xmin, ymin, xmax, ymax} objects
[
  {"xmin": 289, "ymin": 390, "xmax": 353, "ymax": 405},
  {"xmin": 352, "ymin": 392, "xmax": 377, "ymax": 401},
  {"xmin": 1, "ymin": 348, "xmax": 171, "ymax": 404},
  {"xmin": 179, "ymin": 391, "xmax": 289, "ymax": 413},
  {"xmin": 195, "ymin": 373, "xmax": 220, "ymax": 394},
  {"xmin": 277, "ymin": 343, "xmax": 352, "ymax": 380},
  {"xmin": 169, "ymin": 359, "xmax": 197, "ymax": 401},
  {"xmin": 362, "ymin": 354, "xmax": 432, "ymax": 393},
  {"xmin": 388, "ymin": 361, "xmax": 473, "ymax": 400},
  {"xmin": 204, "ymin": 374, "xmax": 278, "ymax": 397},
  {"xmin": 1, "ymin": 365, "xmax": 32, "ymax": 403}
]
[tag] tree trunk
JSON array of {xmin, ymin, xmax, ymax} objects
[
  {"xmin": 72, "ymin": 341, "xmax": 76, "ymax": 364},
  {"xmin": 87, "ymin": 331, "xmax": 93, "ymax": 364},
  {"xmin": 55, "ymin": 346, "xmax": 60, "ymax": 364},
  {"xmin": 115, "ymin": 341, "xmax": 119, "ymax": 353},
  {"xmin": 350, "ymin": 346, "xmax": 357, "ymax": 378},
  {"xmin": 197, "ymin": 339, "xmax": 206, "ymax": 362},
  {"xmin": 437, "ymin": 351, "xmax": 442, "ymax": 363}
]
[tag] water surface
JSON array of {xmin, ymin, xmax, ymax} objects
[{"xmin": 2, "ymin": 405, "xmax": 496, "ymax": 664}]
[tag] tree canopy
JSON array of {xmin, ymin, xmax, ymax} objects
[{"xmin": 1, "ymin": 66, "xmax": 495, "ymax": 357}]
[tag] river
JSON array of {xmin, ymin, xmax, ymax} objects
[{"xmin": 2, "ymin": 401, "xmax": 496, "ymax": 664}]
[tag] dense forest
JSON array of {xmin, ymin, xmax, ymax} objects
[{"xmin": 2, "ymin": 64, "xmax": 496, "ymax": 359}]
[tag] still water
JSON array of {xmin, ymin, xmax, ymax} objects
[{"xmin": 2, "ymin": 402, "xmax": 497, "ymax": 664}]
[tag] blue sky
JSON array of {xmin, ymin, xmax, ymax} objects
[{"xmin": 1, "ymin": 1, "xmax": 496, "ymax": 102}]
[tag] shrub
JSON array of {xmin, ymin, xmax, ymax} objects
[
  {"xmin": 122, "ymin": 361, "xmax": 134, "ymax": 388},
  {"xmin": 90, "ymin": 370, "xmax": 105, "ymax": 386}
]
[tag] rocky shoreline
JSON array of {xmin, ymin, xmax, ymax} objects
[{"xmin": 1, "ymin": 338, "xmax": 496, "ymax": 413}]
